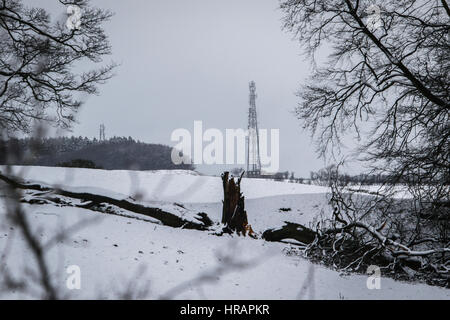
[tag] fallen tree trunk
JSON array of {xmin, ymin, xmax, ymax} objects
[
  {"xmin": 0, "ymin": 172, "xmax": 212, "ymax": 231},
  {"xmin": 263, "ymin": 222, "xmax": 426, "ymax": 272},
  {"xmin": 262, "ymin": 222, "xmax": 317, "ymax": 244}
]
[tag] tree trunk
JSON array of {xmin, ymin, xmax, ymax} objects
[
  {"xmin": 262, "ymin": 222, "xmax": 317, "ymax": 244},
  {"xmin": 221, "ymin": 171, "xmax": 249, "ymax": 235}
]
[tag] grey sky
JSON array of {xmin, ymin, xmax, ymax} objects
[{"xmin": 37, "ymin": 0, "xmax": 337, "ymax": 177}]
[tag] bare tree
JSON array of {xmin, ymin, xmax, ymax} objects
[
  {"xmin": 281, "ymin": 0, "xmax": 449, "ymax": 285},
  {"xmin": 281, "ymin": 0, "xmax": 448, "ymax": 182},
  {"xmin": 0, "ymin": 0, "xmax": 116, "ymax": 299},
  {"xmin": 0, "ymin": 0, "xmax": 116, "ymax": 134}
]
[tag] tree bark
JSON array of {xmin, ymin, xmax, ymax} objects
[
  {"xmin": 221, "ymin": 171, "xmax": 249, "ymax": 235},
  {"xmin": 262, "ymin": 222, "xmax": 317, "ymax": 244}
]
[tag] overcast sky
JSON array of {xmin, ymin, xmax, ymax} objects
[{"xmin": 33, "ymin": 0, "xmax": 351, "ymax": 177}]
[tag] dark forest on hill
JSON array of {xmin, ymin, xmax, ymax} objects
[{"xmin": 0, "ymin": 136, "xmax": 195, "ymax": 171}]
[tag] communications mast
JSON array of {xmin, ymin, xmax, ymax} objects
[
  {"xmin": 246, "ymin": 81, "xmax": 261, "ymax": 177},
  {"xmin": 99, "ymin": 124, "xmax": 106, "ymax": 141}
]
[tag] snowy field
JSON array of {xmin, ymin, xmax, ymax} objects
[{"xmin": 0, "ymin": 166, "xmax": 449, "ymax": 299}]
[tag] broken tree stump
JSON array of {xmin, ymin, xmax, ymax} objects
[{"xmin": 221, "ymin": 171, "xmax": 250, "ymax": 236}]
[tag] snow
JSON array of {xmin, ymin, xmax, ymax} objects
[
  {"xmin": 1, "ymin": 166, "xmax": 329, "ymax": 203},
  {"xmin": 0, "ymin": 166, "xmax": 448, "ymax": 300}
]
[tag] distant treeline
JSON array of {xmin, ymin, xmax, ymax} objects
[
  {"xmin": 285, "ymin": 171, "xmax": 401, "ymax": 186},
  {"xmin": 306, "ymin": 165, "xmax": 448, "ymax": 186},
  {"xmin": 308, "ymin": 170, "xmax": 398, "ymax": 186},
  {"xmin": 0, "ymin": 136, "xmax": 195, "ymax": 171},
  {"xmin": 230, "ymin": 167, "xmax": 401, "ymax": 185},
  {"xmin": 231, "ymin": 166, "xmax": 429, "ymax": 186}
]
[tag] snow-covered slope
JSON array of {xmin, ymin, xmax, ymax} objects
[
  {"xmin": 0, "ymin": 166, "xmax": 448, "ymax": 299},
  {"xmin": 1, "ymin": 166, "xmax": 329, "ymax": 203}
]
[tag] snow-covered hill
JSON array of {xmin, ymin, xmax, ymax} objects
[{"xmin": 0, "ymin": 166, "xmax": 448, "ymax": 299}]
